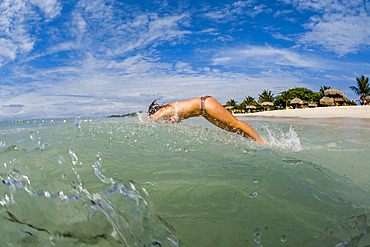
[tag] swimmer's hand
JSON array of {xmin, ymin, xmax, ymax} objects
[
  {"xmin": 257, "ymin": 138, "xmax": 266, "ymax": 144},
  {"xmin": 144, "ymin": 118, "xmax": 153, "ymax": 124}
]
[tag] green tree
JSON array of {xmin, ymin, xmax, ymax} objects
[
  {"xmin": 320, "ymin": 85, "xmax": 331, "ymax": 97},
  {"xmin": 349, "ymin": 75, "xmax": 370, "ymax": 101},
  {"xmin": 258, "ymin": 90, "xmax": 274, "ymax": 103},
  {"xmin": 242, "ymin": 96, "xmax": 258, "ymax": 105},
  {"xmin": 275, "ymin": 87, "xmax": 320, "ymax": 108},
  {"xmin": 225, "ymin": 99, "xmax": 237, "ymax": 106}
]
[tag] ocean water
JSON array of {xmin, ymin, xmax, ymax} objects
[{"xmin": 0, "ymin": 116, "xmax": 369, "ymax": 247}]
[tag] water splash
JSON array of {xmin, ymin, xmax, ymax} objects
[
  {"xmin": 68, "ymin": 150, "xmax": 78, "ymax": 166},
  {"xmin": 280, "ymin": 234, "xmax": 287, "ymax": 243},
  {"xmin": 253, "ymin": 228, "xmax": 262, "ymax": 247},
  {"xmin": 37, "ymin": 138, "xmax": 44, "ymax": 151},
  {"xmin": 92, "ymin": 153, "xmax": 113, "ymax": 185},
  {"xmin": 264, "ymin": 125, "xmax": 302, "ymax": 152},
  {"xmin": 29, "ymin": 130, "xmax": 35, "ymax": 143},
  {"xmin": 0, "ymin": 148, "xmax": 180, "ymax": 246},
  {"xmin": 74, "ymin": 117, "xmax": 83, "ymax": 135},
  {"xmin": 58, "ymin": 155, "xmax": 65, "ymax": 165},
  {"xmin": 307, "ymin": 214, "xmax": 369, "ymax": 246},
  {"xmin": 138, "ymin": 112, "xmax": 150, "ymax": 123}
]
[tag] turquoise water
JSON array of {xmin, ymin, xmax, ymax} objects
[{"xmin": 0, "ymin": 116, "xmax": 369, "ymax": 246}]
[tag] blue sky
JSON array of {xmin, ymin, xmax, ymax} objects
[{"xmin": 0, "ymin": 0, "xmax": 369, "ymax": 120}]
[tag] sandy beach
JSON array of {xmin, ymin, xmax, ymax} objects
[{"xmin": 234, "ymin": 105, "xmax": 370, "ymax": 119}]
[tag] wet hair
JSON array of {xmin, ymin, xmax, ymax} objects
[{"xmin": 148, "ymin": 99, "xmax": 167, "ymax": 116}]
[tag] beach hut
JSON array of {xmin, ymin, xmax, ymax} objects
[
  {"xmin": 290, "ymin": 98, "xmax": 303, "ymax": 108},
  {"xmin": 333, "ymin": 96, "xmax": 349, "ymax": 103},
  {"xmin": 323, "ymin": 89, "xmax": 351, "ymax": 106},
  {"xmin": 245, "ymin": 105, "xmax": 257, "ymax": 113},
  {"xmin": 324, "ymin": 88, "xmax": 344, "ymax": 97},
  {"xmin": 320, "ymin": 96, "xmax": 334, "ymax": 106}
]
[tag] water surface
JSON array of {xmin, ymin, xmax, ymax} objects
[{"xmin": 0, "ymin": 117, "xmax": 369, "ymax": 246}]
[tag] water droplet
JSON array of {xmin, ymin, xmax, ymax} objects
[
  {"xmin": 253, "ymin": 228, "xmax": 262, "ymax": 246},
  {"xmin": 69, "ymin": 150, "xmax": 78, "ymax": 165},
  {"xmin": 253, "ymin": 228, "xmax": 260, "ymax": 237},
  {"xmin": 44, "ymin": 191, "xmax": 51, "ymax": 198},
  {"xmin": 249, "ymin": 191, "xmax": 258, "ymax": 198},
  {"xmin": 49, "ymin": 236, "xmax": 56, "ymax": 246},
  {"xmin": 29, "ymin": 131, "xmax": 35, "ymax": 142},
  {"xmin": 37, "ymin": 138, "xmax": 44, "ymax": 151},
  {"xmin": 254, "ymin": 179, "xmax": 259, "ymax": 188},
  {"xmin": 281, "ymin": 234, "xmax": 287, "ymax": 242},
  {"xmin": 94, "ymin": 154, "xmax": 102, "ymax": 167},
  {"xmin": 74, "ymin": 117, "xmax": 83, "ymax": 135},
  {"xmin": 58, "ymin": 155, "xmax": 65, "ymax": 165},
  {"xmin": 74, "ymin": 116, "xmax": 81, "ymax": 126}
]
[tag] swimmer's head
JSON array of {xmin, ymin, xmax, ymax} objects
[{"xmin": 148, "ymin": 99, "xmax": 166, "ymax": 116}]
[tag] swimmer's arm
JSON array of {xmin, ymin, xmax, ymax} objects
[{"xmin": 147, "ymin": 106, "xmax": 172, "ymax": 123}]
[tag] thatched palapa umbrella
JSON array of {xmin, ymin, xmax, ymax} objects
[
  {"xmin": 245, "ymin": 105, "xmax": 257, "ymax": 110},
  {"xmin": 320, "ymin": 96, "xmax": 334, "ymax": 105},
  {"xmin": 324, "ymin": 88, "xmax": 344, "ymax": 97},
  {"xmin": 290, "ymin": 98, "xmax": 304, "ymax": 108},
  {"xmin": 290, "ymin": 98, "xmax": 303, "ymax": 105},
  {"xmin": 261, "ymin": 102, "xmax": 274, "ymax": 107},
  {"xmin": 245, "ymin": 105, "xmax": 257, "ymax": 113},
  {"xmin": 365, "ymin": 95, "xmax": 370, "ymax": 102},
  {"xmin": 261, "ymin": 101, "xmax": 274, "ymax": 111}
]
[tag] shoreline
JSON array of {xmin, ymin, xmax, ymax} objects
[{"xmin": 234, "ymin": 105, "xmax": 370, "ymax": 119}]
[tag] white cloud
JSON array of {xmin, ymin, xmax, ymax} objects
[
  {"xmin": 47, "ymin": 42, "xmax": 78, "ymax": 54},
  {"xmin": 0, "ymin": 38, "xmax": 17, "ymax": 61},
  {"xmin": 281, "ymin": 0, "xmax": 361, "ymax": 13},
  {"xmin": 30, "ymin": 0, "xmax": 62, "ymax": 19},
  {"xmin": 300, "ymin": 13, "xmax": 370, "ymax": 55},
  {"xmin": 0, "ymin": 48, "xmax": 308, "ymax": 120},
  {"xmin": 282, "ymin": 0, "xmax": 370, "ymax": 55},
  {"xmin": 0, "ymin": 0, "xmax": 39, "ymax": 64},
  {"xmin": 212, "ymin": 46, "xmax": 321, "ymax": 69},
  {"xmin": 202, "ymin": 0, "xmax": 267, "ymax": 22},
  {"xmin": 67, "ymin": 0, "xmax": 190, "ymax": 58}
]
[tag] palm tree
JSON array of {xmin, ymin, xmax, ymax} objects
[
  {"xmin": 320, "ymin": 85, "xmax": 331, "ymax": 97},
  {"xmin": 349, "ymin": 75, "xmax": 370, "ymax": 101},
  {"xmin": 242, "ymin": 96, "xmax": 257, "ymax": 105},
  {"xmin": 225, "ymin": 99, "xmax": 237, "ymax": 106},
  {"xmin": 258, "ymin": 89, "xmax": 274, "ymax": 103}
]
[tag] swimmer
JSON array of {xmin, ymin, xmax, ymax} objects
[{"xmin": 148, "ymin": 96, "xmax": 266, "ymax": 144}]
